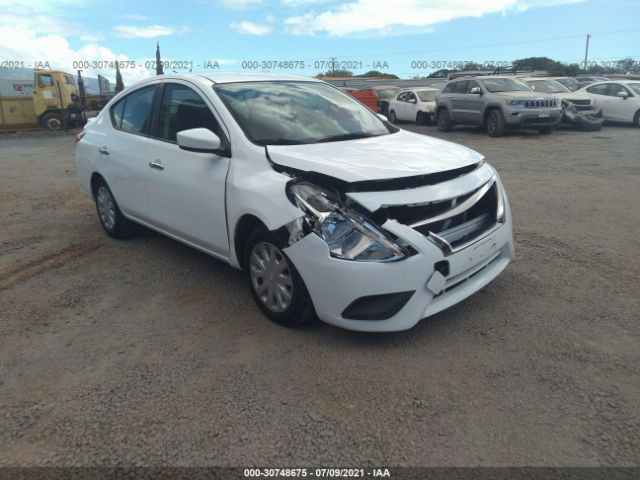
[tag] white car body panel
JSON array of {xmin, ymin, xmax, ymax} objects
[
  {"xmin": 76, "ymin": 72, "xmax": 514, "ymax": 332},
  {"xmin": 577, "ymin": 81, "xmax": 640, "ymax": 123},
  {"xmin": 388, "ymin": 88, "xmax": 438, "ymax": 122}
]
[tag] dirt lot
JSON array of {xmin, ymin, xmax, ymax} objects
[{"xmin": 0, "ymin": 124, "xmax": 638, "ymax": 467}]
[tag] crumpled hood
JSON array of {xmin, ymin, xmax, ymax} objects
[{"xmin": 267, "ymin": 129, "xmax": 484, "ymax": 183}]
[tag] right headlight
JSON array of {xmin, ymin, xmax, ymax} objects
[{"xmin": 288, "ymin": 182, "xmax": 407, "ymax": 262}]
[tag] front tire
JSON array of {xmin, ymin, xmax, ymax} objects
[
  {"xmin": 634, "ymin": 110, "xmax": 640, "ymax": 128},
  {"xmin": 416, "ymin": 111, "xmax": 430, "ymax": 125},
  {"xmin": 388, "ymin": 110, "xmax": 398, "ymax": 123},
  {"xmin": 244, "ymin": 227, "xmax": 315, "ymax": 327},
  {"xmin": 93, "ymin": 178, "xmax": 134, "ymax": 239},
  {"xmin": 42, "ymin": 113, "xmax": 63, "ymax": 131},
  {"xmin": 486, "ymin": 109, "xmax": 505, "ymax": 137},
  {"xmin": 537, "ymin": 125, "xmax": 555, "ymax": 134}
]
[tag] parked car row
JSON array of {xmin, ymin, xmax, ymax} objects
[{"xmin": 382, "ymin": 75, "xmax": 640, "ymax": 136}]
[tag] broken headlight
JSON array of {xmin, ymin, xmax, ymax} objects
[{"xmin": 288, "ymin": 182, "xmax": 407, "ymax": 262}]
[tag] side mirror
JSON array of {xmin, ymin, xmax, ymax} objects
[
  {"xmin": 376, "ymin": 113, "xmax": 389, "ymax": 122},
  {"xmin": 617, "ymin": 91, "xmax": 629, "ymax": 99},
  {"xmin": 470, "ymin": 87, "xmax": 481, "ymax": 95},
  {"xmin": 177, "ymin": 128, "xmax": 223, "ymax": 154}
]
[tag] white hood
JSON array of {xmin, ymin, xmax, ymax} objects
[{"xmin": 267, "ymin": 129, "xmax": 484, "ymax": 183}]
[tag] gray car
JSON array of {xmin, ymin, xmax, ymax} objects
[{"xmin": 435, "ymin": 76, "xmax": 562, "ymax": 137}]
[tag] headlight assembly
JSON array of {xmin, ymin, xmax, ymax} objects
[
  {"xmin": 287, "ymin": 182, "xmax": 407, "ymax": 262},
  {"xmin": 505, "ymin": 99, "xmax": 524, "ymax": 107}
]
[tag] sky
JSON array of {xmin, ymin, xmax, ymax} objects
[{"xmin": 0, "ymin": 0, "xmax": 639, "ymax": 84}]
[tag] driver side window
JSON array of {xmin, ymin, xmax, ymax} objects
[
  {"xmin": 157, "ymin": 83, "xmax": 224, "ymax": 143},
  {"xmin": 606, "ymin": 84, "xmax": 630, "ymax": 97}
]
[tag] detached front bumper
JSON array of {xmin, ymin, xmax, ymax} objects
[
  {"xmin": 284, "ymin": 207, "xmax": 514, "ymax": 332},
  {"xmin": 503, "ymin": 107, "xmax": 562, "ymax": 128}
]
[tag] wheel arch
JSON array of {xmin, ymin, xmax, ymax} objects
[
  {"xmin": 234, "ymin": 214, "xmax": 269, "ymax": 269},
  {"xmin": 482, "ymin": 105, "xmax": 502, "ymax": 127},
  {"xmin": 90, "ymin": 172, "xmax": 106, "ymax": 200}
]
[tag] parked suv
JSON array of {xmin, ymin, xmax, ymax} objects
[
  {"xmin": 436, "ymin": 76, "xmax": 562, "ymax": 137},
  {"xmin": 76, "ymin": 73, "xmax": 514, "ymax": 332}
]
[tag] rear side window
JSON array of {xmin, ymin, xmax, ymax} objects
[
  {"xmin": 110, "ymin": 99, "xmax": 125, "ymax": 129},
  {"xmin": 110, "ymin": 85, "xmax": 156, "ymax": 134},
  {"xmin": 454, "ymin": 81, "xmax": 469, "ymax": 94},
  {"xmin": 157, "ymin": 84, "xmax": 223, "ymax": 142},
  {"xmin": 442, "ymin": 83, "xmax": 456, "ymax": 94}
]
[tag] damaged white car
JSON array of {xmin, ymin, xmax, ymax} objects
[{"xmin": 75, "ymin": 73, "xmax": 514, "ymax": 332}]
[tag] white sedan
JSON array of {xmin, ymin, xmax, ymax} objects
[
  {"xmin": 76, "ymin": 73, "xmax": 513, "ymax": 332},
  {"xmin": 388, "ymin": 88, "xmax": 438, "ymax": 125},
  {"xmin": 577, "ymin": 80, "xmax": 640, "ymax": 125}
]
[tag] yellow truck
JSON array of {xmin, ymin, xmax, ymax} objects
[{"xmin": 0, "ymin": 69, "xmax": 86, "ymax": 131}]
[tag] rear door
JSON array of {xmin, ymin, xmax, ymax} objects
[
  {"xmin": 101, "ymin": 84, "xmax": 158, "ymax": 221},
  {"xmin": 144, "ymin": 81, "xmax": 231, "ymax": 258},
  {"xmin": 448, "ymin": 80, "xmax": 469, "ymax": 123}
]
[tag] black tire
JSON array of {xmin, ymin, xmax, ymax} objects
[
  {"xmin": 537, "ymin": 125, "xmax": 555, "ymax": 134},
  {"xmin": 243, "ymin": 227, "xmax": 315, "ymax": 327},
  {"xmin": 388, "ymin": 110, "xmax": 398, "ymax": 123},
  {"xmin": 93, "ymin": 177, "xmax": 134, "ymax": 239},
  {"xmin": 486, "ymin": 109, "xmax": 505, "ymax": 137},
  {"xmin": 634, "ymin": 110, "xmax": 640, "ymax": 128},
  {"xmin": 436, "ymin": 108, "xmax": 452, "ymax": 132},
  {"xmin": 416, "ymin": 111, "xmax": 429, "ymax": 125},
  {"xmin": 42, "ymin": 113, "xmax": 63, "ymax": 131}
]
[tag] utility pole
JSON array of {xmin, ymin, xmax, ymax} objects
[
  {"xmin": 583, "ymin": 33, "xmax": 591, "ymax": 73},
  {"xmin": 331, "ymin": 56, "xmax": 336, "ymax": 76}
]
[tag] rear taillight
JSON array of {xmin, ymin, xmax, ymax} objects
[{"xmin": 75, "ymin": 130, "xmax": 85, "ymax": 144}]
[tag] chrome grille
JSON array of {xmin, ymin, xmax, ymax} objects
[{"xmin": 524, "ymin": 99, "xmax": 557, "ymax": 108}]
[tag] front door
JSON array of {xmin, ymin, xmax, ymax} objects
[{"xmin": 144, "ymin": 81, "xmax": 231, "ymax": 259}]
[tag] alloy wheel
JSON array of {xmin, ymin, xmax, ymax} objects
[
  {"xmin": 249, "ymin": 242, "xmax": 294, "ymax": 313},
  {"xmin": 96, "ymin": 185, "xmax": 116, "ymax": 231}
]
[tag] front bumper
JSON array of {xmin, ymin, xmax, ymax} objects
[
  {"xmin": 503, "ymin": 107, "xmax": 562, "ymax": 127},
  {"xmin": 284, "ymin": 205, "xmax": 514, "ymax": 332}
]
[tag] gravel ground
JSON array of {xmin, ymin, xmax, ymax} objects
[{"xmin": 0, "ymin": 124, "xmax": 639, "ymax": 467}]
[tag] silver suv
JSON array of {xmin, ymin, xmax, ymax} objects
[{"xmin": 435, "ymin": 76, "xmax": 562, "ymax": 137}]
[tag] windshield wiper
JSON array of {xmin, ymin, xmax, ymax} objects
[
  {"xmin": 255, "ymin": 138, "xmax": 308, "ymax": 146},
  {"xmin": 314, "ymin": 132, "xmax": 382, "ymax": 143}
]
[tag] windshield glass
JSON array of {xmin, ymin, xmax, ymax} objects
[
  {"xmin": 528, "ymin": 79, "xmax": 569, "ymax": 93},
  {"xmin": 628, "ymin": 83, "xmax": 640, "ymax": 95},
  {"xmin": 417, "ymin": 90, "xmax": 437, "ymax": 101},
  {"xmin": 482, "ymin": 78, "xmax": 532, "ymax": 93},
  {"xmin": 214, "ymin": 81, "xmax": 392, "ymax": 145},
  {"xmin": 375, "ymin": 88, "xmax": 399, "ymax": 100}
]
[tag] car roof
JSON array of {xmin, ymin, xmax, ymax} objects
[{"xmin": 131, "ymin": 72, "xmax": 321, "ymax": 87}]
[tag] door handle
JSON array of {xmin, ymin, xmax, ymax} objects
[
  {"xmin": 149, "ymin": 160, "xmax": 164, "ymax": 171},
  {"xmin": 98, "ymin": 146, "xmax": 109, "ymax": 155}
]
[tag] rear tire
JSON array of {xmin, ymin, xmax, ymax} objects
[
  {"xmin": 436, "ymin": 108, "xmax": 452, "ymax": 132},
  {"xmin": 244, "ymin": 227, "xmax": 315, "ymax": 327},
  {"xmin": 388, "ymin": 110, "xmax": 398, "ymax": 123},
  {"xmin": 537, "ymin": 125, "xmax": 555, "ymax": 134},
  {"xmin": 486, "ymin": 109, "xmax": 505, "ymax": 137},
  {"xmin": 93, "ymin": 178, "xmax": 134, "ymax": 239},
  {"xmin": 42, "ymin": 113, "xmax": 63, "ymax": 131},
  {"xmin": 634, "ymin": 110, "xmax": 640, "ymax": 128}
]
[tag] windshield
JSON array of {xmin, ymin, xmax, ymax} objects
[
  {"xmin": 528, "ymin": 79, "xmax": 569, "ymax": 93},
  {"xmin": 555, "ymin": 78, "xmax": 580, "ymax": 91},
  {"xmin": 376, "ymin": 88, "xmax": 399, "ymax": 100},
  {"xmin": 482, "ymin": 78, "xmax": 532, "ymax": 93},
  {"xmin": 417, "ymin": 90, "xmax": 437, "ymax": 102},
  {"xmin": 628, "ymin": 83, "xmax": 640, "ymax": 95},
  {"xmin": 214, "ymin": 81, "xmax": 392, "ymax": 145}
]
